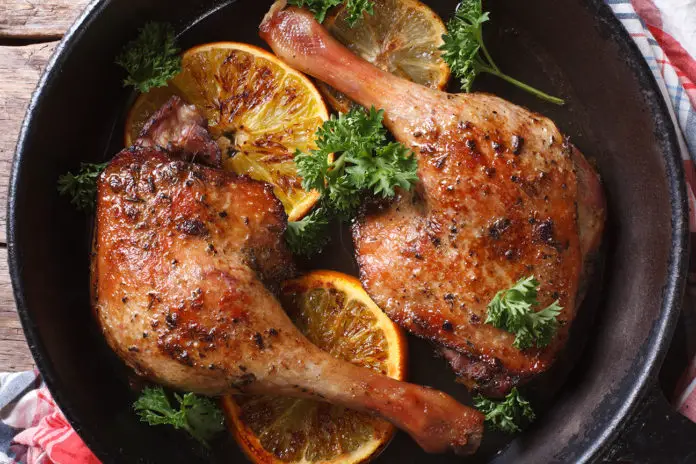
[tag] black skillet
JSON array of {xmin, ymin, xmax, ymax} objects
[{"xmin": 7, "ymin": 0, "xmax": 695, "ymax": 462}]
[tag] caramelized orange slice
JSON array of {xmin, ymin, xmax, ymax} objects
[
  {"xmin": 125, "ymin": 43, "xmax": 328, "ymax": 221},
  {"xmin": 222, "ymin": 271, "xmax": 407, "ymax": 464}
]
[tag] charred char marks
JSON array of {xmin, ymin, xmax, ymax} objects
[
  {"xmin": 511, "ymin": 135, "xmax": 524, "ymax": 154},
  {"xmin": 165, "ymin": 312, "xmax": 179, "ymax": 328},
  {"xmin": 124, "ymin": 204, "xmax": 140, "ymax": 222},
  {"xmin": 433, "ymin": 154, "xmax": 449, "ymax": 169},
  {"xmin": 108, "ymin": 175, "xmax": 124, "ymax": 192},
  {"xmin": 176, "ymin": 219, "xmax": 209, "ymax": 237},
  {"xmin": 488, "ymin": 218, "xmax": 511, "ymax": 240},
  {"xmin": 147, "ymin": 293, "xmax": 161, "ymax": 310},
  {"xmin": 533, "ymin": 219, "xmax": 555, "ymax": 244},
  {"xmin": 253, "ymin": 332, "xmax": 265, "ymax": 350},
  {"xmin": 426, "ymin": 218, "xmax": 442, "ymax": 247},
  {"xmin": 159, "ymin": 338, "xmax": 194, "ymax": 367}
]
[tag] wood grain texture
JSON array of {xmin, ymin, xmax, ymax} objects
[
  {"xmin": 0, "ymin": 247, "xmax": 34, "ymax": 371},
  {"xmin": 0, "ymin": 0, "xmax": 88, "ymax": 39},
  {"xmin": 0, "ymin": 43, "xmax": 55, "ymax": 371},
  {"xmin": 0, "ymin": 42, "xmax": 56, "ymax": 246}
]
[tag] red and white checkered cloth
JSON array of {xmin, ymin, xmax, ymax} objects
[
  {"xmin": 0, "ymin": 371, "xmax": 98, "ymax": 464},
  {"xmin": 1, "ymin": 1, "xmax": 696, "ymax": 463}
]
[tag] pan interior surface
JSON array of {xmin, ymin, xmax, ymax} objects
[{"xmin": 7, "ymin": 0, "xmax": 687, "ymax": 462}]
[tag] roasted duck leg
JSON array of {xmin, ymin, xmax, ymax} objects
[
  {"xmin": 260, "ymin": 4, "xmax": 605, "ymax": 397},
  {"xmin": 93, "ymin": 97, "xmax": 483, "ymax": 454}
]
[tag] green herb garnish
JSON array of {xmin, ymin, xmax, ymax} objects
[
  {"xmin": 285, "ymin": 208, "xmax": 332, "ymax": 257},
  {"xmin": 57, "ymin": 162, "xmax": 109, "ymax": 212},
  {"xmin": 474, "ymin": 387, "xmax": 535, "ymax": 433},
  {"xmin": 115, "ymin": 22, "xmax": 182, "ymax": 93},
  {"xmin": 288, "ymin": 0, "xmax": 374, "ymax": 26},
  {"xmin": 133, "ymin": 387, "xmax": 225, "ymax": 448},
  {"xmin": 289, "ymin": 106, "xmax": 418, "ymax": 256},
  {"xmin": 485, "ymin": 276, "xmax": 562, "ymax": 350},
  {"xmin": 440, "ymin": 0, "xmax": 564, "ymax": 105}
]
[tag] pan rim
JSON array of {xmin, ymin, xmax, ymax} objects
[
  {"xmin": 551, "ymin": 2, "xmax": 688, "ymax": 463},
  {"xmin": 5, "ymin": 0, "xmax": 689, "ymax": 462}
]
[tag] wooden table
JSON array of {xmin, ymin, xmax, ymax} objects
[{"xmin": 0, "ymin": 0, "xmax": 89, "ymax": 372}]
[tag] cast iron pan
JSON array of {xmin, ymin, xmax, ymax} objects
[{"xmin": 7, "ymin": 0, "xmax": 694, "ymax": 462}]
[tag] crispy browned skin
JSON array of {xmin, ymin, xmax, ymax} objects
[
  {"xmin": 261, "ymin": 4, "xmax": 605, "ymax": 396},
  {"xmin": 94, "ymin": 148, "xmax": 295, "ymax": 392},
  {"xmin": 93, "ymin": 105, "xmax": 483, "ymax": 454}
]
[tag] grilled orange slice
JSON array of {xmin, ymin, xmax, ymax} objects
[
  {"xmin": 222, "ymin": 270, "xmax": 407, "ymax": 464},
  {"xmin": 124, "ymin": 42, "xmax": 328, "ymax": 221},
  {"xmin": 318, "ymin": 0, "xmax": 450, "ymax": 113}
]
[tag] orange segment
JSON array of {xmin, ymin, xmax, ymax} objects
[
  {"xmin": 319, "ymin": 0, "xmax": 450, "ymax": 113},
  {"xmin": 124, "ymin": 42, "xmax": 328, "ymax": 221},
  {"xmin": 222, "ymin": 271, "xmax": 407, "ymax": 464}
]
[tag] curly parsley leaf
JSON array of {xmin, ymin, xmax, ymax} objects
[
  {"xmin": 485, "ymin": 276, "xmax": 562, "ymax": 350},
  {"xmin": 288, "ymin": 0, "xmax": 373, "ymax": 26},
  {"xmin": 344, "ymin": 0, "xmax": 375, "ymax": 25},
  {"xmin": 289, "ymin": 106, "xmax": 418, "ymax": 256},
  {"xmin": 115, "ymin": 22, "xmax": 182, "ymax": 93},
  {"xmin": 474, "ymin": 387, "xmax": 535, "ymax": 433},
  {"xmin": 440, "ymin": 0, "xmax": 564, "ymax": 105},
  {"xmin": 134, "ymin": 387, "xmax": 224, "ymax": 448},
  {"xmin": 177, "ymin": 392, "xmax": 226, "ymax": 445},
  {"xmin": 369, "ymin": 142, "xmax": 419, "ymax": 197},
  {"xmin": 296, "ymin": 106, "xmax": 415, "ymax": 212},
  {"xmin": 288, "ymin": 0, "xmax": 342, "ymax": 23},
  {"xmin": 57, "ymin": 162, "xmax": 109, "ymax": 212},
  {"xmin": 286, "ymin": 208, "xmax": 332, "ymax": 257}
]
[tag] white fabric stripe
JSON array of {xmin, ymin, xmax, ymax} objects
[
  {"xmin": 611, "ymin": 4, "xmax": 639, "ymax": 14},
  {"xmin": 651, "ymin": 0, "xmax": 696, "ymax": 58},
  {"xmin": 609, "ymin": 1, "xmax": 692, "ymax": 160}
]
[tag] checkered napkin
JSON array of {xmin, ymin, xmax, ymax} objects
[
  {"xmin": 2, "ymin": 1, "xmax": 696, "ymax": 463},
  {"xmin": 0, "ymin": 372, "xmax": 98, "ymax": 463}
]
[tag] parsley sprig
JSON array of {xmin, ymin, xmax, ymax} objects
[
  {"xmin": 485, "ymin": 276, "xmax": 562, "ymax": 350},
  {"xmin": 134, "ymin": 387, "xmax": 225, "ymax": 448},
  {"xmin": 289, "ymin": 106, "xmax": 418, "ymax": 256},
  {"xmin": 57, "ymin": 162, "xmax": 108, "ymax": 212},
  {"xmin": 288, "ymin": 0, "xmax": 374, "ymax": 26},
  {"xmin": 116, "ymin": 22, "xmax": 182, "ymax": 93},
  {"xmin": 285, "ymin": 208, "xmax": 332, "ymax": 257},
  {"xmin": 474, "ymin": 387, "xmax": 535, "ymax": 433},
  {"xmin": 440, "ymin": 0, "xmax": 564, "ymax": 105}
]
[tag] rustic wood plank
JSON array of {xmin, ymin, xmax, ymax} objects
[
  {"xmin": 0, "ymin": 247, "xmax": 34, "ymax": 372},
  {"xmin": 0, "ymin": 0, "xmax": 88, "ymax": 39},
  {"xmin": 0, "ymin": 42, "xmax": 56, "ymax": 245}
]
